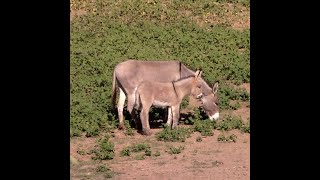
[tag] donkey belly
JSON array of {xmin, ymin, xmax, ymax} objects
[{"xmin": 153, "ymin": 100, "xmax": 170, "ymax": 108}]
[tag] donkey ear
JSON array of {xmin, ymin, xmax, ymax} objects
[
  {"xmin": 195, "ymin": 70, "xmax": 200, "ymax": 76},
  {"xmin": 212, "ymin": 82, "xmax": 219, "ymax": 94},
  {"xmin": 195, "ymin": 70, "xmax": 202, "ymax": 80}
]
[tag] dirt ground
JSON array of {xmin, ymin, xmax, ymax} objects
[{"xmin": 70, "ymin": 84, "xmax": 250, "ymax": 180}]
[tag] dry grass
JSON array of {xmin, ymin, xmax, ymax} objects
[{"xmin": 70, "ymin": 0, "xmax": 250, "ymax": 30}]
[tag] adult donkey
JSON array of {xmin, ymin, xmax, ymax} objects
[
  {"xmin": 111, "ymin": 59, "xmax": 219, "ymax": 130},
  {"xmin": 134, "ymin": 70, "xmax": 203, "ymax": 135}
]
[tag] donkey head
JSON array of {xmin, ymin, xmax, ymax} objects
[
  {"xmin": 190, "ymin": 70, "xmax": 203, "ymax": 98},
  {"xmin": 200, "ymin": 82, "xmax": 220, "ymax": 121}
]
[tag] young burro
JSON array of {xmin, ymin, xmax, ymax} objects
[
  {"xmin": 133, "ymin": 70, "xmax": 203, "ymax": 135},
  {"xmin": 111, "ymin": 60, "xmax": 220, "ymax": 130}
]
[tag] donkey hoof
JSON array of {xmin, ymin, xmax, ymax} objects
[
  {"xmin": 118, "ymin": 124, "xmax": 125, "ymax": 130},
  {"xmin": 142, "ymin": 130, "xmax": 152, "ymax": 136},
  {"xmin": 171, "ymin": 124, "xmax": 178, "ymax": 129}
]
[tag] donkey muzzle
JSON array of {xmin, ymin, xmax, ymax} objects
[
  {"xmin": 196, "ymin": 93, "xmax": 203, "ymax": 99},
  {"xmin": 209, "ymin": 112, "xmax": 219, "ymax": 121}
]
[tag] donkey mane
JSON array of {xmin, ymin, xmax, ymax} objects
[
  {"xmin": 172, "ymin": 74, "xmax": 196, "ymax": 84},
  {"xmin": 171, "ymin": 74, "xmax": 197, "ymax": 98}
]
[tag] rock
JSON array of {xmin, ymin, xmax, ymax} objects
[{"xmin": 70, "ymin": 155, "xmax": 79, "ymax": 165}]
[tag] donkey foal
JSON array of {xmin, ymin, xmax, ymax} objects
[{"xmin": 134, "ymin": 70, "xmax": 203, "ymax": 135}]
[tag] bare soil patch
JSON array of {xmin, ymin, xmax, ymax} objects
[
  {"xmin": 70, "ymin": 9, "xmax": 87, "ymax": 21},
  {"xmin": 71, "ymin": 128, "xmax": 249, "ymax": 180},
  {"xmin": 191, "ymin": 3, "xmax": 250, "ymax": 30}
]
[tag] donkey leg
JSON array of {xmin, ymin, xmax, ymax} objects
[
  {"xmin": 117, "ymin": 88, "xmax": 126, "ymax": 130},
  {"xmin": 126, "ymin": 94, "xmax": 141, "ymax": 130},
  {"xmin": 166, "ymin": 107, "xmax": 173, "ymax": 127},
  {"xmin": 171, "ymin": 106, "xmax": 180, "ymax": 129},
  {"xmin": 126, "ymin": 94, "xmax": 135, "ymax": 120},
  {"xmin": 163, "ymin": 107, "xmax": 168, "ymax": 122},
  {"xmin": 140, "ymin": 107, "xmax": 152, "ymax": 136},
  {"xmin": 131, "ymin": 109, "xmax": 142, "ymax": 131}
]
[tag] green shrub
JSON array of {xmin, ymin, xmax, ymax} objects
[
  {"xmin": 156, "ymin": 127, "xmax": 193, "ymax": 142},
  {"xmin": 96, "ymin": 165, "xmax": 114, "ymax": 178},
  {"xmin": 144, "ymin": 148, "xmax": 152, "ymax": 156},
  {"xmin": 216, "ymin": 115, "xmax": 243, "ymax": 131},
  {"xmin": 124, "ymin": 120, "xmax": 134, "ymax": 136},
  {"xmin": 92, "ymin": 136, "xmax": 115, "ymax": 160},
  {"xmin": 70, "ymin": 0, "xmax": 250, "ymax": 136},
  {"xmin": 120, "ymin": 147, "xmax": 131, "ymax": 157},
  {"xmin": 120, "ymin": 143, "xmax": 152, "ymax": 158},
  {"xmin": 217, "ymin": 133, "xmax": 237, "ymax": 142},
  {"xmin": 193, "ymin": 119, "xmax": 215, "ymax": 136},
  {"xmin": 168, "ymin": 146, "xmax": 184, "ymax": 154},
  {"xmin": 130, "ymin": 143, "xmax": 151, "ymax": 152},
  {"xmin": 196, "ymin": 136, "xmax": 203, "ymax": 142},
  {"xmin": 77, "ymin": 149, "xmax": 86, "ymax": 155},
  {"xmin": 218, "ymin": 85, "xmax": 250, "ymax": 110},
  {"xmin": 185, "ymin": 108, "xmax": 209, "ymax": 124},
  {"xmin": 96, "ymin": 165, "xmax": 110, "ymax": 172},
  {"xmin": 240, "ymin": 118, "xmax": 250, "ymax": 133}
]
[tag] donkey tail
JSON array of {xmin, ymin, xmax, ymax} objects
[{"xmin": 111, "ymin": 70, "xmax": 117, "ymax": 109}]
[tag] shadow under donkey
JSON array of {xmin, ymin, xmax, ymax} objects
[{"xmin": 121, "ymin": 106, "xmax": 209, "ymax": 132}]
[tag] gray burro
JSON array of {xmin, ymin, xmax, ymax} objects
[{"xmin": 111, "ymin": 60, "xmax": 220, "ymax": 135}]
